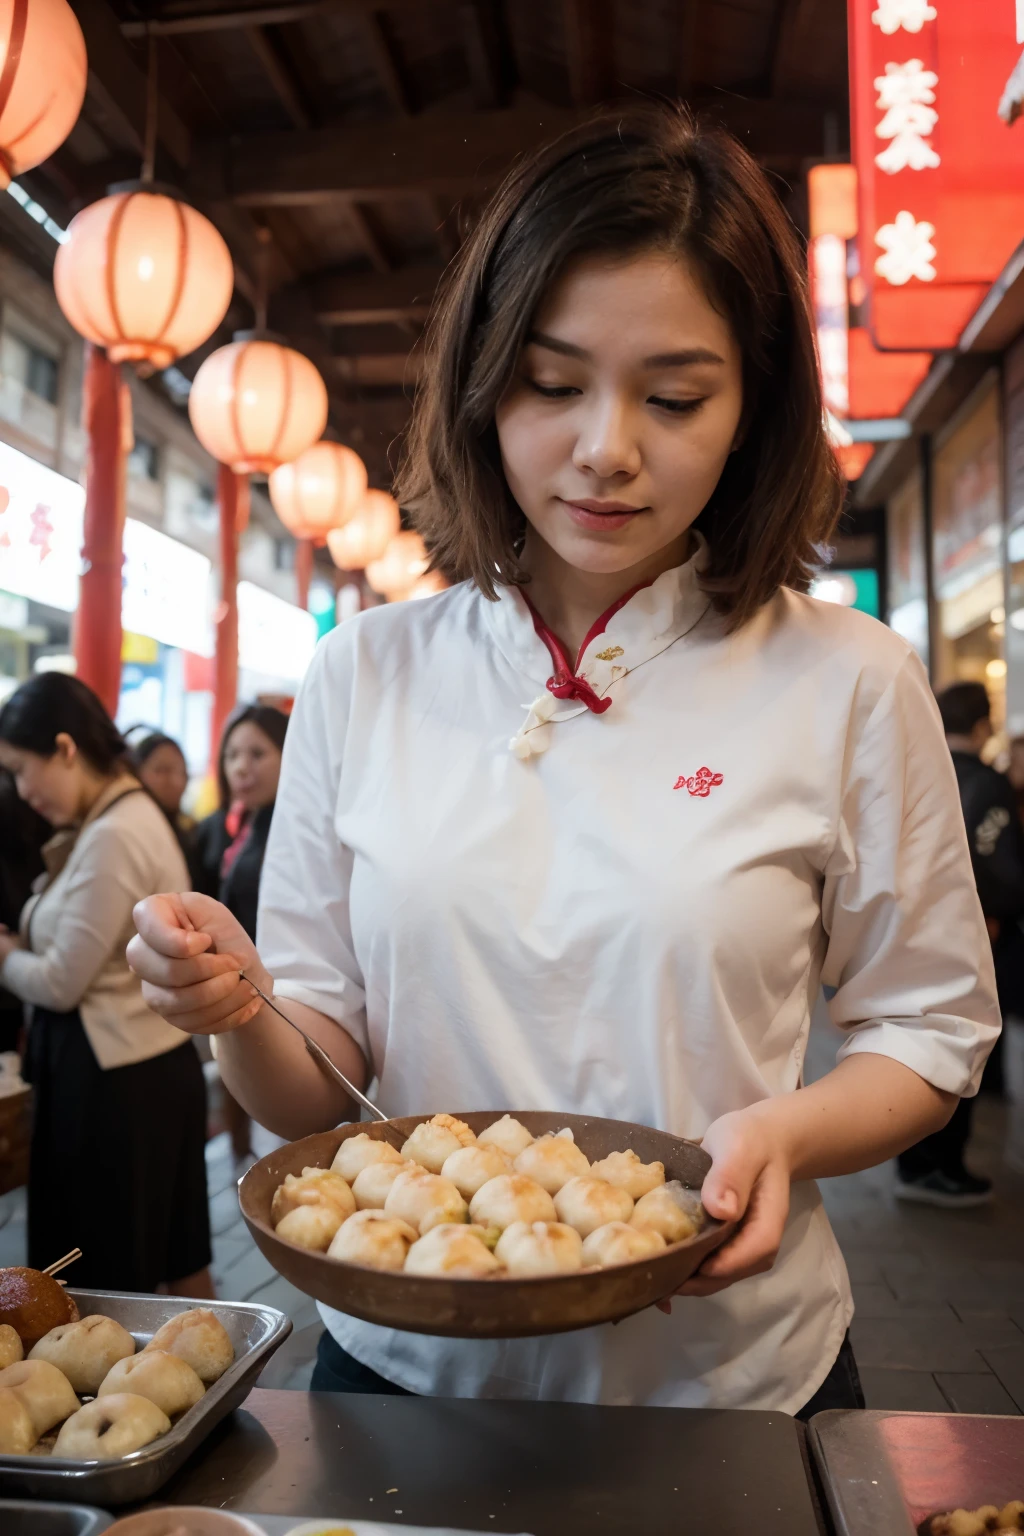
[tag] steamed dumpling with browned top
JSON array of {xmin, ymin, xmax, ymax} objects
[
  {"xmin": 630, "ymin": 1181, "xmax": 704, "ymax": 1243},
  {"xmin": 404, "ymin": 1224, "xmax": 502, "ymax": 1278},
  {"xmin": 401, "ymin": 1114, "xmax": 476, "ymax": 1173},
  {"xmin": 384, "ymin": 1164, "xmax": 468, "ymax": 1233},
  {"xmin": 494, "ymin": 1221, "xmax": 583, "ymax": 1277},
  {"xmin": 468, "ymin": 1174, "xmax": 557, "ymax": 1231},
  {"xmin": 328, "ymin": 1209, "xmax": 418, "ymax": 1271},
  {"xmin": 331, "ymin": 1133, "xmax": 405, "ymax": 1184},
  {"xmin": 514, "ymin": 1129, "xmax": 590, "ymax": 1194},
  {"xmin": 588, "ymin": 1149, "xmax": 666, "ymax": 1201},
  {"xmin": 441, "ymin": 1143, "xmax": 511, "ymax": 1200},
  {"xmin": 274, "ymin": 1203, "xmax": 346, "ymax": 1252},
  {"xmin": 352, "ymin": 1160, "xmax": 406, "ymax": 1210},
  {"xmin": 553, "ymin": 1176, "xmax": 634, "ymax": 1237},
  {"xmin": 581, "ymin": 1221, "xmax": 667, "ymax": 1268},
  {"xmin": 271, "ymin": 1167, "xmax": 355, "ymax": 1226},
  {"xmin": 477, "ymin": 1115, "xmax": 534, "ymax": 1159}
]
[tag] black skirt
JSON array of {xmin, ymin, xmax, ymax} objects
[{"xmin": 24, "ymin": 1008, "xmax": 212, "ymax": 1291}]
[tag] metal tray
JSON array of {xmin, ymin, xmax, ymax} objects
[
  {"xmin": 809, "ymin": 1409, "xmax": 1024, "ymax": 1536},
  {"xmin": 0, "ymin": 1500, "xmax": 111, "ymax": 1536},
  {"xmin": 0, "ymin": 1288, "xmax": 291, "ymax": 1506},
  {"xmin": 239, "ymin": 1112, "xmax": 734, "ymax": 1340},
  {"xmin": 104, "ymin": 1515, "xmax": 532, "ymax": 1536}
]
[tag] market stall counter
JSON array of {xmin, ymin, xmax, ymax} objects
[{"xmin": 152, "ymin": 1386, "xmax": 829, "ymax": 1536}]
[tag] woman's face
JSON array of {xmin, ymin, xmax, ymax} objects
[
  {"xmin": 138, "ymin": 742, "xmax": 188, "ymax": 815},
  {"xmin": 495, "ymin": 250, "xmax": 744, "ymax": 579},
  {"xmin": 223, "ymin": 721, "xmax": 282, "ymax": 812},
  {"xmin": 0, "ymin": 734, "xmax": 87, "ymax": 827}
]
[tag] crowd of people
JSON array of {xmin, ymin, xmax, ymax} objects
[{"xmin": 0, "ymin": 670, "xmax": 288, "ymax": 1294}]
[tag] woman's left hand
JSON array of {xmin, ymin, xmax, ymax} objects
[{"xmin": 657, "ymin": 1104, "xmax": 792, "ymax": 1307}]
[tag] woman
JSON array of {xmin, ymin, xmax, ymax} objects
[
  {"xmin": 194, "ymin": 706, "xmax": 288, "ymax": 942},
  {"xmin": 127, "ymin": 730, "xmax": 201, "ymax": 888},
  {"xmin": 0, "ymin": 673, "xmax": 212, "ymax": 1296},
  {"xmin": 0, "ymin": 770, "xmax": 49, "ymax": 1054},
  {"xmin": 194, "ymin": 705, "xmax": 288, "ymax": 1159},
  {"xmin": 129, "ymin": 107, "xmax": 998, "ymax": 1413}
]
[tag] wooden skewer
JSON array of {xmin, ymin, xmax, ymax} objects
[{"xmin": 42, "ymin": 1247, "xmax": 82, "ymax": 1278}]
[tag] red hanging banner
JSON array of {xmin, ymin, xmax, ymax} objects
[{"xmin": 849, "ymin": 0, "xmax": 1024, "ymax": 351}]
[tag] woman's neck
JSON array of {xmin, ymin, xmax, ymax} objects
[
  {"xmin": 520, "ymin": 527, "xmax": 693, "ymax": 660},
  {"xmin": 75, "ymin": 767, "xmax": 123, "ymax": 824}
]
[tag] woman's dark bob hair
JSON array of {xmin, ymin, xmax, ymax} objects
[
  {"xmin": 0, "ymin": 672, "xmax": 127, "ymax": 774},
  {"xmin": 216, "ymin": 702, "xmax": 289, "ymax": 810},
  {"xmin": 398, "ymin": 102, "xmax": 843, "ymax": 630}
]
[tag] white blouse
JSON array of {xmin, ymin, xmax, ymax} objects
[{"xmin": 257, "ymin": 541, "xmax": 999, "ymax": 1413}]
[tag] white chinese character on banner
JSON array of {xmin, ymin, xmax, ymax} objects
[
  {"xmin": 871, "ymin": 0, "xmax": 937, "ymax": 35},
  {"xmin": 874, "ymin": 210, "xmax": 937, "ymax": 284},
  {"xmin": 874, "ymin": 59, "xmax": 940, "ymax": 173}
]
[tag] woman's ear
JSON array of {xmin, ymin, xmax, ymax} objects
[{"xmin": 54, "ymin": 732, "xmax": 79, "ymax": 768}]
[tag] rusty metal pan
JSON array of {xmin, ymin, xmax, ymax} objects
[
  {"xmin": 0, "ymin": 1290, "xmax": 291, "ymax": 1506},
  {"xmin": 239, "ymin": 1111, "xmax": 734, "ymax": 1339},
  {"xmin": 809, "ymin": 1409, "xmax": 1024, "ymax": 1536}
]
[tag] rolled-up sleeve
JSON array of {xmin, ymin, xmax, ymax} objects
[
  {"xmin": 821, "ymin": 651, "xmax": 1001, "ymax": 1096},
  {"xmin": 256, "ymin": 632, "xmax": 370, "ymax": 1061}
]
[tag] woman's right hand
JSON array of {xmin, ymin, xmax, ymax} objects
[{"xmin": 127, "ymin": 892, "xmax": 268, "ymax": 1036}]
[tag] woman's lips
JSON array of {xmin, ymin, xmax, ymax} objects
[{"xmin": 559, "ymin": 498, "xmax": 648, "ymax": 532}]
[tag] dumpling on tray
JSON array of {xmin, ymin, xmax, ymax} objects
[
  {"xmin": 29, "ymin": 1314, "xmax": 135, "ymax": 1397},
  {"xmin": 352, "ymin": 1160, "xmax": 406, "ymax": 1210},
  {"xmin": 0, "ymin": 1385, "xmax": 35, "ymax": 1454},
  {"xmin": 271, "ymin": 1168, "xmax": 355, "ymax": 1225},
  {"xmin": 404, "ymin": 1224, "xmax": 502, "ymax": 1278},
  {"xmin": 588, "ymin": 1149, "xmax": 666, "ymax": 1201},
  {"xmin": 630, "ymin": 1181, "xmax": 704, "ymax": 1243},
  {"xmin": 494, "ymin": 1221, "xmax": 583, "ymax": 1277},
  {"xmin": 553, "ymin": 1176, "xmax": 634, "ymax": 1238},
  {"xmin": 0, "ymin": 1358, "xmax": 80, "ymax": 1437},
  {"xmin": 581, "ymin": 1221, "xmax": 667, "ymax": 1269},
  {"xmin": 99, "ymin": 1349, "xmax": 205, "ymax": 1418},
  {"xmin": 401, "ymin": 1114, "xmax": 476, "ymax": 1174},
  {"xmin": 441, "ymin": 1143, "xmax": 511, "ymax": 1200},
  {"xmin": 328, "ymin": 1209, "xmax": 418, "ymax": 1271},
  {"xmin": 53, "ymin": 1392, "xmax": 170, "ymax": 1460},
  {"xmin": 469, "ymin": 1174, "xmax": 557, "ymax": 1232},
  {"xmin": 144, "ymin": 1309, "xmax": 234, "ymax": 1385},
  {"xmin": 477, "ymin": 1115, "xmax": 534, "ymax": 1159},
  {"xmin": 331, "ymin": 1133, "xmax": 404, "ymax": 1184},
  {"xmin": 384, "ymin": 1165, "xmax": 468, "ymax": 1234},
  {"xmin": 514, "ymin": 1129, "xmax": 590, "ymax": 1194},
  {"xmin": 275, "ymin": 1203, "xmax": 346, "ymax": 1252}
]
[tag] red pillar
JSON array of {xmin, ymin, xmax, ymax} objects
[
  {"xmin": 295, "ymin": 536, "xmax": 314, "ymax": 612},
  {"xmin": 210, "ymin": 465, "xmax": 247, "ymax": 773},
  {"xmin": 74, "ymin": 345, "xmax": 127, "ymax": 716}
]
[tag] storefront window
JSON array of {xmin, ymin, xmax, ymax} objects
[
  {"xmin": 887, "ymin": 467, "xmax": 928, "ymax": 666},
  {"xmin": 931, "ymin": 374, "xmax": 1004, "ymax": 730}
]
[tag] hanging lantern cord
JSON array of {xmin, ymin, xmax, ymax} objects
[{"xmin": 142, "ymin": 28, "xmax": 159, "ymax": 185}]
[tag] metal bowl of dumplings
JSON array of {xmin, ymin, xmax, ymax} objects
[{"xmin": 238, "ymin": 1111, "xmax": 735, "ymax": 1339}]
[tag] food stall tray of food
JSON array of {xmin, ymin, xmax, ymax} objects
[
  {"xmin": 809, "ymin": 1409, "xmax": 1024, "ymax": 1536},
  {"xmin": 0, "ymin": 1498, "xmax": 111, "ymax": 1535},
  {"xmin": 254, "ymin": 1516, "xmax": 535, "ymax": 1535},
  {"xmin": 0, "ymin": 1289, "xmax": 291, "ymax": 1506}
]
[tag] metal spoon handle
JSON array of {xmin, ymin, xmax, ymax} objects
[{"xmin": 240, "ymin": 971, "xmax": 392, "ymax": 1128}]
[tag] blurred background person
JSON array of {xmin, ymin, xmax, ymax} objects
[
  {"xmin": 0, "ymin": 771, "xmax": 49, "ymax": 1055},
  {"xmin": 195, "ymin": 704, "xmax": 289, "ymax": 1161},
  {"xmin": 126, "ymin": 728, "xmax": 202, "ymax": 888},
  {"xmin": 896, "ymin": 682, "xmax": 1023, "ymax": 1205},
  {"xmin": 1007, "ymin": 735, "xmax": 1024, "ymax": 827},
  {"xmin": 0, "ymin": 673, "xmax": 212, "ymax": 1295}
]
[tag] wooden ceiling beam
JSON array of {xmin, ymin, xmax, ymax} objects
[
  {"xmin": 74, "ymin": 0, "xmax": 191, "ymax": 167},
  {"xmin": 121, "ymin": 0, "xmax": 426, "ymax": 36},
  {"xmin": 459, "ymin": 0, "xmax": 507, "ymax": 110},
  {"xmin": 309, "ymin": 264, "xmax": 443, "ymax": 323},
  {"xmin": 563, "ymin": 0, "xmax": 614, "ymax": 108},
  {"xmin": 332, "ymin": 352, "xmax": 423, "ymax": 388},
  {"xmin": 244, "ymin": 25, "xmax": 316, "ymax": 129},
  {"xmin": 360, "ymin": 10, "xmax": 414, "ymax": 115}
]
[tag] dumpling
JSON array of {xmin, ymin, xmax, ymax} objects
[
  {"xmin": 384, "ymin": 1165, "xmax": 468, "ymax": 1234},
  {"xmin": 331, "ymin": 1133, "xmax": 405, "ymax": 1184},
  {"xmin": 29, "ymin": 1314, "xmax": 136, "ymax": 1396},
  {"xmin": 581, "ymin": 1221, "xmax": 667, "ymax": 1268},
  {"xmin": 271, "ymin": 1167, "xmax": 356, "ymax": 1226},
  {"xmin": 275, "ymin": 1204, "xmax": 346, "ymax": 1252},
  {"xmin": 400, "ymin": 1114, "xmax": 476, "ymax": 1174},
  {"xmin": 328, "ymin": 1209, "xmax": 418, "ymax": 1271},
  {"xmin": 0, "ymin": 1386, "xmax": 36, "ymax": 1454},
  {"xmin": 404, "ymin": 1224, "xmax": 503, "ymax": 1278},
  {"xmin": 514, "ymin": 1129, "xmax": 590, "ymax": 1194},
  {"xmin": 630, "ymin": 1181, "xmax": 704, "ymax": 1243},
  {"xmin": 0, "ymin": 1324, "xmax": 23, "ymax": 1370},
  {"xmin": 441, "ymin": 1144, "xmax": 511, "ymax": 1200},
  {"xmin": 53, "ymin": 1393, "xmax": 170, "ymax": 1460},
  {"xmin": 352, "ymin": 1160, "xmax": 406, "ymax": 1210},
  {"xmin": 477, "ymin": 1115, "xmax": 535, "ymax": 1159},
  {"xmin": 589, "ymin": 1149, "xmax": 666, "ymax": 1201},
  {"xmin": 553, "ymin": 1176, "xmax": 634, "ymax": 1237},
  {"xmin": 468, "ymin": 1174, "xmax": 557, "ymax": 1232},
  {"xmin": 494, "ymin": 1221, "xmax": 583, "ymax": 1277},
  {"xmin": 144, "ymin": 1310, "xmax": 234, "ymax": 1385},
  {"xmin": 0, "ymin": 1358, "xmax": 80, "ymax": 1437},
  {"xmin": 99, "ymin": 1349, "xmax": 205, "ymax": 1418}
]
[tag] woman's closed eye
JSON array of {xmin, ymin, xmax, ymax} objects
[
  {"xmin": 526, "ymin": 379, "xmax": 580, "ymax": 399},
  {"xmin": 650, "ymin": 395, "xmax": 707, "ymax": 415}
]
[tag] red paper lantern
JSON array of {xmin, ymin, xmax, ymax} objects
[
  {"xmin": 54, "ymin": 190, "xmax": 234, "ymax": 370},
  {"xmin": 268, "ymin": 440, "xmax": 368, "ymax": 542},
  {"xmin": 326, "ymin": 490, "xmax": 401, "ymax": 571},
  {"xmin": 0, "ymin": 0, "xmax": 86, "ymax": 188},
  {"xmin": 188, "ymin": 338, "xmax": 328, "ymax": 476}
]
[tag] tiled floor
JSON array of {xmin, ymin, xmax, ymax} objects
[{"xmin": 2, "ymin": 1012, "xmax": 1022, "ymax": 1411}]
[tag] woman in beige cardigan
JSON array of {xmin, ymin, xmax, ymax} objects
[{"xmin": 0, "ymin": 673, "xmax": 212, "ymax": 1296}]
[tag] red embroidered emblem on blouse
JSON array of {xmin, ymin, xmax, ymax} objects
[{"xmin": 673, "ymin": 767, "xmax": 724, "ymax": 797}]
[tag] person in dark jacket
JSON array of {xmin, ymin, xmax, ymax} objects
[
  {"xmin": 0, "ymin": 770, "xmax": 49, "ymax": 1053},
  {"xmin": 895, "ymin": 681, "xmax": 1022, "ymax": 1206},
  {"xmin": 126, "ymin": 730, "xmax": 202, "ymax": 888},
  {"xmin": 195, "ymin": 704, "xmax": 288, "ymax": 1158}
]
